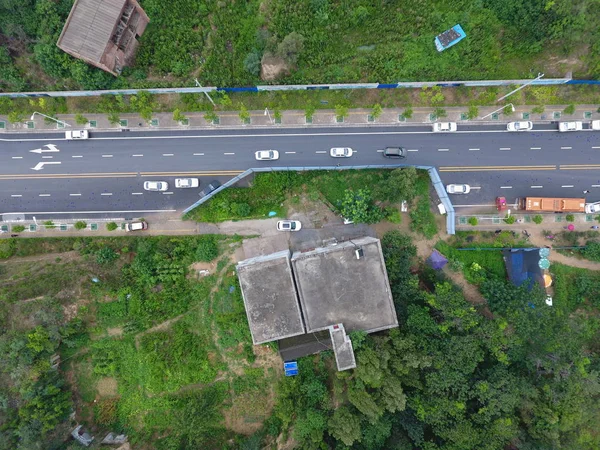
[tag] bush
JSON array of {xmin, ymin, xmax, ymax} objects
[
  {"xmin": 504, "ymin": 215, "xmax": 516, "ymax": 224},
  {"xmin": 583, "ymin": 241, "xmax": 600, "ymax": 261},
  {"xmin": 563, "ymin": 104, "xmax": 576, "ymax": 115},
  {"xmin": 196, "ymin": 237, "xmax": 219, "ymax": 262},
  {"xmin": 335, "ymin": 104, "xmax": 348, "ymax": 120},
  {"xmin": 531, "ymin": 105, "xmax": 545, "ymax": 114},
  {"xmin": 401, "ymin": 106, "xmax": 413, "ymax": 119},
  {"xmin": 468, "ymin": 217, "xmax": 478, "ymax": 226},
  {"xmin": 371, "ymin": 103, "xmax": 383, "ymax": 120},
  {"xmin": 12, "ymin": 225, "xmax": 25, "ymax": 233},
  {"xmin": 106, "ymin": 222, "xmax": 118, "ymax": 231},
  {"xmin": 467, "ymin": 104, "xmax": 479, "ymax": 120},
  {"xmin": 384, "ymin": 207, "xmax": 401, "ymax": 224},
  {"xmin": 204, "ymin": 111, "xmax": 219, "ymax": 123},
  {"xmin": 43, "ymin": 220, "xmax": 56, "ymax": 229},
  {"xmin": 532, "ymin": 215, "xmax": 543, "ymax": 224},
  {"xmin": 566, "ymin": 214, "xmax": 575, "ymax": 222},
  {"xmin": 74, "ymin": 113, "xmax": 88, "ymax": 125},
  {"xmin": 96, "ymin": 247, "xmax": 119, "ymax": 265},
  {"xmin": 74, "ymin": 221, "xmax": 87, "ymax": 230}
]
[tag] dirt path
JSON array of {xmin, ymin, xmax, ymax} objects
[
  {"xmin": 528, "ymin": 234, "xmax": 600, "ymax": 271},
  {"xmin": 0, "ymin": 250, "xmax": 81, "ymax": 265}
]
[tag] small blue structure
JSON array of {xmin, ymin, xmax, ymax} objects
[
  {"xmin": 284, "ymin": 361, "xmax": 298, "ymax": 377},
  {"xmin": 435, "ymin": 24, "xmax": 466, "ymax": 52},
  {"xmin": 427, "ymin": 250, "xmax": 448, "ymax": 270}
]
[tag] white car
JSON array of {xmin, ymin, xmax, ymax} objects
[
  {"xmin": 175, "ymin": 178, "xmax": 199, "ymax": 188},
  {"xmin": 507, "ymin": 121, "xmax": 533, "ymax": 132},
  {"xmin": 143, "ymin": 181, "xmax": 169, "ymax": 191},
  {"xmin": 255, "ymin": 150, "xmax": 279, "ymax": 160},
  {"xmin": 559, "ymin": 121, "xmax": 583, "ymax": 132},
  {"xmin": 277, "ymin": 220, "xmax": 302, "ymax": 231},
  {"xmin": 446, "ymin": 184, "xmax": 471, "ymax": 194},
  {"xmin": 65, "ymin": 130, "xmax": 89, "ymax": 140},
  {"xmin": 591, "ymin": 120, "xmax": 600, "ymax": 130},
  {"xmin": 330, "ymin": 147, "xmax": 353, "ymax": 157},
  {"xmin": 432, "ymin": 122, "xmax": 457, "ymax": 132},
  {"xmin": 585, "ymin": 202, "xmax": 600, "ymax": 214},
  {"xmin": 125, "ymin": 221, "xmax": 148, "ymax": 232}
]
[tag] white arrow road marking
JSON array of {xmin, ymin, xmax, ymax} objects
[
  {"xmin": 31, "ymin": 162, "xmax": 61, "ymax": 171},
  {"xmin": 30, "ymin": 144, "xmax": 60, "ymax": 154}
]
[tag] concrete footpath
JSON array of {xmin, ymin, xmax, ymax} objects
[{"xmin": 2, "ymin": 104, "xmax": 599, "ymax": 133}]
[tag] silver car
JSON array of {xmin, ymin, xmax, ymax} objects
[
  {"xmin": 255, "ymin": 150, "xmax": 279, "ymax": 160},
  {"xmin": 330, "ymin": 147, "xmax": 353, "ymax": 157},
  {"xmin": 143, "ymin": 181, "xmax": 169, "ymax": 191},
  {"xmin": 507, "ymin": 121, "xmax": 533, "ymax": 131}
]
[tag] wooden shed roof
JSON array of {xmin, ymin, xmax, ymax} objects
[{"xmin": 57, "ymin": 0, "xmax": 127, "ymax": 64}]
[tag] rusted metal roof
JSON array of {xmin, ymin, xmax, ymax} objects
[{"xmin": 57, "ymin": 0, "xmax": 127, "ymax": 64}]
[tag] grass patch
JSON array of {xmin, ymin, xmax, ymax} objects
[
  {"xmin": 550, "ymin": 263, "xmax": 600, "ymax": 314},
  {"xmin": 409, "ymin": 174, "xmax": 438, "ymax": 238},
  {"xmin": 436, "ymin": 240, "xmax": 507, "ymax": 281}
]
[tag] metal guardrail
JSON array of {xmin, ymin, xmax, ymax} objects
[
  {"xmin": 182, "ymin": 165, "xmax": 456, "ymax": 235},
  {"xmin": 0, "ymin": 77, "xmax": 576, "ymax": 98}
]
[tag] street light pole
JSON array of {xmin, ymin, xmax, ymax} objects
[
  {"xmin": 496, "ymin": 73, "xmax": 544, "ymax": 102},
  {"xmin": 264, "ymin": 107, "xmax": 274, "ymax": 124},
  {"xmin": 194, "ymin": 79, "xmax": 216, "ymax": 107},
  {"xmin": 30, "ymin": 111, "xmax": 70, "ymax": 127},
  {"xmin": 480, "ymin": 103, "xmax": 515, "ymax": 120}
]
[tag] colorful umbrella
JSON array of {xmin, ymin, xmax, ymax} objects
[
  {"xmin": 539, "ymin": 258, "xmax": 550, "ymax": 269},
  {"xmin": 567, "ymin": 224, "xmax": 575, "ymax": 231}
]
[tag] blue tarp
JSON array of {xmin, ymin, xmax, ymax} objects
[
  {"xmin": 502, "ymin": 249, "xmax": 544, "ymax": 291},
  {"xmin": 428, "ymin": 250, "xmax": 448, "ymax": 270},
  {"xmin": 435, "ymin": 24, "xmax": 467, "ymax": 52},
  {"xmin": 284, "ymin": 361, "xmax": 298, "ymax": 377}
]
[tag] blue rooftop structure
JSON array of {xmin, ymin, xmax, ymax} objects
[
  {"xmin": 435, "ymin": 24, "xmax": 467, "ymax": 52},
  {"xmin": 502, "ymin": 248, "xmax": 544, "ymax": 291}
]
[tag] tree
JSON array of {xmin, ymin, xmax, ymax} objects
[
  {"xmin": 74, "ymin": 221, "xmax": 87, "ymax": 230},
  {"xmin": 7, "ymin": 111, "xmax": 24, "ymax": 123},
  {"xmin": 243, "ymin": 51, "xmax": 261, "ymax": 76},
  {"xmin": 277, "ymin": 32, "xmax": 305, "ymax": 65},
  {"xmin": 467, "ymin": 104, "xmax": 479, "ymax": 120},
  {"xmin": 563, "ymin": 104, "xmax": 575, "ymax": 115},
  {"xmin": 74, "ymin": 113, "xmax": 88, "ymax": 125},
  {"xmin": 204, "ymin": 111, "xmax": 219, "ymax": 123},
  {"xmin": 305, "ymin": 103, "xmax": 316, "ymax": 120},
  {"xmin": 328, "ymin": 407, "xmax": 362, "ymax": 446},
  {"xmin": 238, "ymin": 104, "xmax": 250, "ymax": 123},
  {"xmin": 375, "ymin": 167, "xmax": 418, "ymax": 203},
  {"xmin": 106, "ymin": 222, "xmax": 118, "ymax": 231},
  {"xmin": 196, "ymin": 237, "xmax": 218, "ymax": 261},
  {"xmin": 401, "ymin": 106, "xmax": 413, "ymax": 119},
  {"xmin": 173, "ymin": 108, "xmax": 187, "ymax": 123},
  {"xmin": 335, "ymin": 104, "xmax": 349, "ymax": 121},
  {"xmin": 371, "ymin": 103, "xmax": 383, "ymax": 120},
  {"xmin": 340, "ymin": 189, "xmax": 384, "ymax": 224},
  {"xmin": 108, "ymin": 112, "xmax": 120, "ymax": 125}
]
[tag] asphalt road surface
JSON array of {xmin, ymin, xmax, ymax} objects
[{"xmin": 1, "ymin": 123, "xmax": 599, "ymax": 217}]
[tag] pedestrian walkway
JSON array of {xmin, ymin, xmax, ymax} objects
[{"xmin": 1, "ymin": 104, "xmax": 598, "ymax": 133}]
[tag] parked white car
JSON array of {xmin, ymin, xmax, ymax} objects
[
  {"xmin": 143, "ymin": 181, "xmax": 169, "ymax": 191},
  {"xmin": 446, "ymin": 184, "xmax": 471, "ymax": 194},
  {"xmin": 432, "ymin": 122, "xmax": 457, "ymax": 132},
  {"xmin": 330, "ymin": 147, "xmax": 353, "ymax": 157},
  {"xmin": 585, "ymin": 202, "xmax": 600, "ymax": 214},
  {"xmin": 591, "ymin": 120, "xmax": 600, "ymax": 130},
  {"xmin": 507, "ymin": 121, "xmax": 533, "ymax": 132},
  {"xmin": 125, "ymin": 221, "xmax": 148, "ymax": 231},
  {"xmin": 559, "ymin": 121, "xmax": 583, "ymax": 132},
  {"xmin": 65, "ymin": 130, "xmax": 89, "ymax": 140},
  {"xmin": 255, "ymin": 150, "xmax": 279, "ymax": 160},
  {"xmin": 277, "ymin": 220, "xmax": 302, "ymax": 231},
  {"xmin": 175, "ymin": 178, "xmax": 199, "ymax": 188}
]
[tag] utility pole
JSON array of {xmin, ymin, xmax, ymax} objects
[
  {"xmin": 497, "ymin": 73, "xmax": 544, "ymax": 102},
  {"xmin": 481, "ymin": 103, "xmax": 514, "ymax": 120},
  {"xmin": 30, "ymin": 112, "xmax": 70, "ymax": 127},
  {"xmin": 194, "ymin": 79, "xmax": 216, "ymax": 107}
]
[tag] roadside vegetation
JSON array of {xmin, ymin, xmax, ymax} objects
[
  {"xmin": 1, "ymin": 226, "xmax": 599, "ymax": 448},
  {"xmin": 1, "ymin": 0, "xmax": 599, "ymax": 92},
  {"xmin": 184, "ymin": 169, "xmax": 438, "ymax": 238}
]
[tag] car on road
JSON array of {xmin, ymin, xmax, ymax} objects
[
  {"xmin": 382, "ymin": 147, "xmax": 406, "ymax": 159},
  {"xmin": 65, "ymin": 130, "xmax": 89, "ymax": 140},
  {"xmin": 592, "ymin": 120, "xmax": 600, "ymax": 130},
  {"xmin": 585, "ymin": 202, "xmax": 600, "ymax": 214},
  {"xmin": 143, "ymin": 181, "xmax": 169, "ymax": 192},
  {"xmin": 432, "ymin": 122, "xmax": 457, "ymax": 132},
  {"xmin": 446, "ymin": 184, "xmax": 471, "ymax": 194},
  {"xmin": 277, "ymin": 220, "xmax": 302, "ymax": 231},
  {"xmin": 125, "ymin": 221, "xmax": 148, "ymax": 232},
  {"xmin": 330, "ymin": 147, "xmax": 353, "ymax": 157},
  {"xmin": 507, "ymin": 121, "xmax": 533, "ymax": 132},
  {"xmin": 199, "ymin": 180, "xmax": 221, "ymax": 198},
  {"xmin": 255, "ymin": 150, "xmax": 279, "ymax": 160},
  {"xmin": 559, "ymin": 121, "xmax": 583, "ymax": 132},
  {"xmin": 175, "ymin": 178, "xmax": 199, "ymax": 188}
]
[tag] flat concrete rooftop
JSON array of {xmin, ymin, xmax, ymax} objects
[
  {"xmin": 291, "ymin": 237, "xmax": 398, "ymax": 333},
  {"xmin": 237, "ymin": 250, "xmax": 305, "ymax": 345}
]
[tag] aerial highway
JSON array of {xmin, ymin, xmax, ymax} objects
[{"xmin": 1, "ymin": 124, "xmax": 599, "ymax": 218}]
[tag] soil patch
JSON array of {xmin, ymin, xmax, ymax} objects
[
  {"xmin": 97, "ymin": 377, "xmax": 118, "ymax": 397},
  {"xmin": 107, "ymin": 327, "xmax": 124, "ymax": 337}
]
